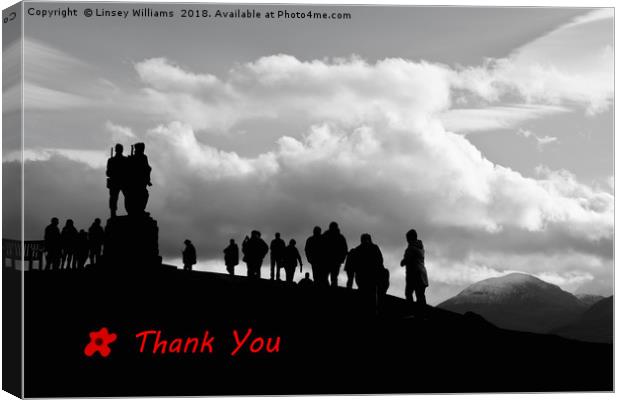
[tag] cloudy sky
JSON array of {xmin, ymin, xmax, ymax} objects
[{"xmin": 3, "ymin": 5, "xmax": 613, "ymax": 304}]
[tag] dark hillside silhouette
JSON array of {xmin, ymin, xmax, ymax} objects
[
  {"xmin": 19, "ymin": 268, "xmax": 612, "ymax": 397},
  {"xmin": 551, "ymin": 296, "xmax": 613, "ymax": 344}
]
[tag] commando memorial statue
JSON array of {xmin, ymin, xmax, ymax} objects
[{"xmin": 103, "ymin": 142, "xmax": 161, "ymax": 269}]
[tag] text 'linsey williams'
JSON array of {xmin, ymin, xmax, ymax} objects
[
  {"xmin": 93, "ymin": 8, "xmax": 175, "ymax": 18},
  {"xmin": 135, "ymin": 329, "xmax": 281, "ymax": 356}
]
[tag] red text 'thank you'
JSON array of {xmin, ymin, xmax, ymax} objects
[{"xmin": 135, "ymin": 329, "xmax": 281, "ymax": 356}]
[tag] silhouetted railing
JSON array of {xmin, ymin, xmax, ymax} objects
[{"xmin": 2, "ymin": 239, "xmax": 45, "ymax": 270}]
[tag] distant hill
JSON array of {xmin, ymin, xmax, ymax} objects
[
  {"xmin": 552, "ymin": 296, "xmax": 613, "ymax": 344},
  {"xmin": 437, "ymin": 273, "xmax": 586, "ymax": 334},
  {"xmin": 575, "ymin": 294, "xmax": 605, "ymax": 307}
]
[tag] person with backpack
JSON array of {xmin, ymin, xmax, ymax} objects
[{"xmin": 401, "ymin": 229, "xmax": 428, "ymax": 309}]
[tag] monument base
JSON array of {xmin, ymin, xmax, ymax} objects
[{"xmin": 102, "ymin": 213, "xmax": 161, "ymax": 269}]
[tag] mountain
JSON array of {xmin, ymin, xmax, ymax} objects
[
  {"xmin": 575, "ymin": 293, "xmax": 605, "ymax": 307},
  {"xmin": 552, "ymin": 296, "xmax": 613, "ymax": 343},
  {"xmin": 437, "ymin": 273, "xmax": 586, "ymax": 334}
]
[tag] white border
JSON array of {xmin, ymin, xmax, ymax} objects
[{"xmin": 0, "ymin": 1, "xmax": 616, "ymax": 400}]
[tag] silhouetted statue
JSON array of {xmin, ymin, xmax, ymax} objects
[
  {"xmin": 44, "ymin": 217, "xmax": 61, "ymax": 270},
  {"xmin": 401, "ymin": 229, "xmax": 428, "ymax": 310},
  {"xmin": 125, "ymin": 142, "xmax": 152, "ymax": 215},
  {"xmin": 102, "ymin": 141, "xmax": 161, "ymax": 270},
  {"xmin": 270, "ymin": 232, "xmax": 286, "ymax": 280},
  {"xmin": 321, "ymin": 222, "xmax": 348, "ymax": 287},
  {"xmin": 60, "ymin": 219, "xmax": 78, "ymax": 269},
  {"xmin": 106, "ymin": 143, "xmax": 127, "ymax": 217},
  {"xmin": 88, "ymin": 218, "xmax": 104, "ymax": 266},
  {"xmin": 283, "ymin": 239, "xmax": 303, "ymax": 283},
  {"xmin": 76, "ymin": 230, "xmax": 89, "ymax": 268},
  {"xmin": 244, "ymin": 231, "xmax": 268, "ymax": 278},
  {"xmin": 183, "ymin": 239, "xmax": 197, "ymax": 271},
  {"xmin": 298, "ymin": 272, "xmax": 313, "ymax": 288},
  {"xmin": 305, "ymin": 226, "xmax": 325, "ymax": 285},
  {"xmin": 223, "ymin": 239, "xmax": 239, "ymax": 276}
]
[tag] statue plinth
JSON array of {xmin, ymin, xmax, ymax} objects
[{"xmin": 102, "ymin": 213, "xmax": 161, "ymax": 269}]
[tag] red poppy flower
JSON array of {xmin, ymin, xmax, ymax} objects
[{"xmin": 84, "ymin": 327, "xmax": 117, "ymax": 357}]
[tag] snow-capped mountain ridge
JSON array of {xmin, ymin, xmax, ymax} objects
[{"xmin": 438, "ymin": 272, "xmax": 586, "ymax": 334}]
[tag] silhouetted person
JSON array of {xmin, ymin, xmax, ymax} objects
[
  {"xmin": 270, "ymin": 233, "xmax": 286, "ymax": 280},
  {"xmin": 377, "ymin": 266, "xmax": 390, "ymax": 313},
  {"xmin": 245, "ymin": 231, "xmax": 268, "ymax": 278},
  {"xmin": 241, "ymin": 235, "xmax": 250, "ymax": 275},
  {"xmin": 344, "ymin": 247, "xmax": 356, "ymax": 289},
  {"xmin": 350, "ymin": 234, "xmax": 383, "ymax": 315},
  {"xmin": 283, "ymin": 239, "xmax": 303, "ymax": 283},
  {"xmin": 298, "ymin": 272, "xmax": 313, "ymax": 288},
  {"xmin": 322, "ymin": 222, "xmax": 348, "ymax": 287},
  {"xmin": 125, "ymin": 142, "xmax": 152, "ymax": 215},
  {"xmin": 60, "ymin": 219, "xmax": 78, "ymax": 269},
  {"xmin": 223, "ymin": 239, "xmax": 239, "ymax": 275},
  {"xmin": 76, "ymin": 230, "xmax": 89, "ymax": 268},
  {"xmin": 44, "ymin": 217, "xmax": 61, "ymax": 270},
  {"xmin": 401, "ymin": 229, "xmax": 428, "ymax": 310},
  {"xmin": 183, "ymin": 239, "xmax": 197, "ymax": 271},
  {"xmin": 106, "ymin": 143, "xmax": 127, "ymax": 217},
  {"xmin": 305, "ymin": 226, "xmax": 324, "ymax": 285},
  {"xmin": 377, "ymin": 266, "xmax": 390, "ymax": 297},
  {"xmin": 352, "ymin": 234, "xmax": 383, "ymax": 292},
  {"xmin": 88, "ymin": 218, "xmax": 104, "ymax": 266}
]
